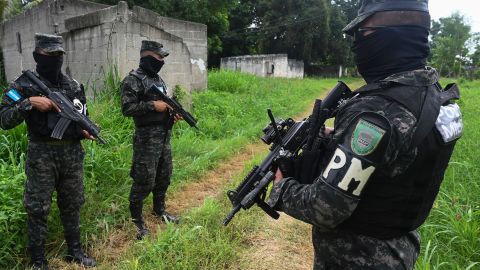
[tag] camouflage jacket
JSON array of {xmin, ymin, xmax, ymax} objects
[
  {"xmin": 268, "ymin": 67, "xmax": 440, "ymax": 230},
  {"xmin": 0, "ymin": 71, "xmax": 86, "ymax": 140}
]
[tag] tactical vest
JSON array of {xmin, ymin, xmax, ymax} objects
[
  {"xmin": 16, "ymin": 72, "xmax": 87, "ymax": 141},
  {"xmin": 337, "ymin": 82, "xmax": 462, "ymax": 239},
  {"xmin": 129, "ymin": 69, "xmax": 169, "ymax": 127}
]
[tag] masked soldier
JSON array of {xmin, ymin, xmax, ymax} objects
[
  {"xmin": 0, "ymin": 34, "xmax": 97, "ymax": 269},
  {"xmin": 121, "ymin": 40, "xmax": 181, "ymax": 240},
  {"xmin": 269, "ymin": 0, "xmax": 463, "ymax": 269}
]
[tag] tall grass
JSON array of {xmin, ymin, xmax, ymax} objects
[
  {"xmin": 114, "ymin": 78, "xmax": 480, "ymax": 270},
  {"xmin": 0, "ymin": 70, "xmax": 335, "ymax": 268},
  {"xmin": 415, "ymin": 80, "xmax": 480, "ymax": 269}
]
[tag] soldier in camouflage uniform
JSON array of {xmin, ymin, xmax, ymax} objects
[
  {"xmin": 121, "ymin": 40, "xmax": 181, "ymax": 240},
  {"xmin": 269, "ymin": 1, "xmax": 463, "ymax": 269},
  {"xmin": 0, "ymin": 34, "xmax": 97, "ymax": 269}
]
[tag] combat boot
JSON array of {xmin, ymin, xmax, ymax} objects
[
  {"xmin": 130, "ymin": 201, "xmax": 149, "ymax": 240},
  {"xmin": 65, "ymin": 235, "xmax": 97, "ymax": 268},
  {"xmin": 29, "ymin": 245, "xmax": 49, "ymax": 270},
  {"xmin": 154, "ymin": 211, "xmax": 180, "ymax": 224},
  {"xmin": 153, "ymin": 200, "xmax": 180, "ymax": 224}
]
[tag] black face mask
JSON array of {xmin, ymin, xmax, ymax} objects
[
  {"xmin": 33, "ymin": 52, "xmax": 64, "ymax": 85},
  {"xmin": 352, "ymin": 25, "xmax": 430, "ymax": 83},
  {"xmin": 139, "ymin": 55, "xmax": 164, "ymax": 77}
]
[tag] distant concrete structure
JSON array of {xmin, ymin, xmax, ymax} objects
[
  {"xmin": 0, "ymin": 0, "xmax": 208, "ymax": 94},
  {"xmin": 220, "ymin": 54, "xmax": 304, "ymax": 79}
]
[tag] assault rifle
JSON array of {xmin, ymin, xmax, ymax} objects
[
  {"xmin": 150, "ymin": 85, "xmax": 198, "ymax": 129},
  {"xmin": 222, "ymin": 81, "xmax": 351, "ymax": 226},
  {"xmin": 23, "ymin": 70, "xmax": 106, "ymax": 144}
]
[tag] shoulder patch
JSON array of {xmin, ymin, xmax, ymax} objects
[
  {"xmin": 5, "ymin": 88, "xmax": 23, "ymax": 103},
  {"xmin": 351, "ymin": 119, "xmax": 386, "ymax": 156}
]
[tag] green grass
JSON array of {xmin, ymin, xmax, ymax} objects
[
  {"xmin": 415, "ymin": 79, "xmax": 480, "ymax": 270},
  {"xmin": 114, "ymin": 153, "xmax": 267, "ymax": 270},
  {"xmin": 0, "ymin": 70, "xmax": 336, "ymax": 268},
  {"xmin": 1, "ymin": 72, "xmax": 478, "ymax": 269},
  {"xmin": 113, "ymin": 78, "xmax": 480, "ymax": 270}
]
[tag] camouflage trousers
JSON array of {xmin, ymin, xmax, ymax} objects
[
  {"xmin": 312, "ymin": 228, "xmax": 420, "ymax": 270},
  {"xmin": 129, "ymin": 125, "xmax": 172, "ymax": 209},
  {"xmin": 24, "ymin": 141, "xmax": 85, "ymax": 249}
]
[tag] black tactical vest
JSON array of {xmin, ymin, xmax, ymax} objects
[
  {"xmin": 16, "ymin": 72, "xmax": 87, "ymax": 141},
  {"xmin": 129, "ymin": 69, "xmax": 169, "ymax": 127},
  {"xmin": 338, "ymin": 82, "xmax": 462, "ymax": 239}
]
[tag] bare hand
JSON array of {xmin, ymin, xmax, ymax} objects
[
  {"xmin": 274, "ymin": 168, "xmax": 284, "ymax": 184},
  {"xmin": 323, "ymin": 127, "xmax": 334, "ymax": 136},
  {"xmin": 153, "ymin": 100, "xmax": 172, "ymax": 112},
  {"xmin": 29, "ymin": 96, "xmax": 61, "ymax": 112},
  {"xmin": 173, "ymin": 114, "xmax": 183, "ymax": 123},
  {"xmin": 82, "ymin": 130, "xmax": 95, "ymax": 140}
]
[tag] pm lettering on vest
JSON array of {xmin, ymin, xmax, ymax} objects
[{"xmin": 322, "ymin": 147, "xmax": 376, "ymax": 197}]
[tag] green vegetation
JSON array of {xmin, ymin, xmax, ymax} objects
[
  {"xmin": 114, "ymin": 79, "xmax": 480, "ymax": 270},
  {"xmin": 1, "ymin": 71, "xmax": 478, "ymax": 269},
  {"xmin": 0, "ymin": 70, "xmax": 336, "ymax": 268},
  {"xmin": 415, "ymin": 79, "xmax": 480, "ymax": 269}
]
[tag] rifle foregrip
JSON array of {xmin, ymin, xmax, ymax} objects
[{"xmin": 257, "ymin": 200, "xmax": 279, "ymax": 220}]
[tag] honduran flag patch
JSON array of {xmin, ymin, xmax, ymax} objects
[{"xmin": 6, "ymin": 88, "xmax": 22, "ymax": 103}]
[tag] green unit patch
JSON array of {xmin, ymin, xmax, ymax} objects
[{"xmin": 351, "ymin": 119, "xmax": 386, "ymax": 156}]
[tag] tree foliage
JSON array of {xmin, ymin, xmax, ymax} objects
[
  {"xmin": 91, "ymin": 0, "xmax": 230, "ymax": 66},
  {"xmin": 430, "ymin": 13, "xmax": 472, "ymax": 77}
]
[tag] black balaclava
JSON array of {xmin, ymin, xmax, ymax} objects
[
  {"xmin": 33, "ymin": 51, "xmax": 64, "ymax": 85},
  {"xmin": 139, "ymin": 55, "xmax": 165, "ymax": 77},
  {"xmin": 352, "ymin": 25, "xmax": 430, "ymax": 83}
]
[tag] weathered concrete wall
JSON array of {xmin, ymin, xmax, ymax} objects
[
  {"xmin": 0, "ymin": 0, "xmax": 107, "ymax": 81},
  {"xmin": 220, "ymin": 54, "xmax": 304, "ymax": 79},
  {"xmin": 131, "ymin": 6, "xmax": 207, "ymax": 90},
  {"xmin": 287, "ymin": 59, "xmax": 304, "ymax": 79},
  {"xmin": 0, "ymin": 0, "xmax": 207, "ymax": 95}
]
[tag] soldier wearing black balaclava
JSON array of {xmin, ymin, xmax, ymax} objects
[
  {"xmin": 0, "ymin": 34, "xmax": 97, "ymax": 269},
  {"xmin": 121, "ymin": 40, "xmax": 181, "ymax": 240},
  {"xmin": 268, "ymin": 0, "xmax": 463, "ymax": 269}
]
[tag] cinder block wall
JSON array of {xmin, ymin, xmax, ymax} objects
[
  {"xmin": 132, "ymin": 6, "xmax": 208, "ymax": 90},
  {"xmin": 0, "ymin": 0, "xmax": 107, "ymax": 81},
  {"xmin": 220, "ymin": 54, "xmax": 304, "ymax": 79},
  {"xmin": 0, "ymin": 0, "xmax": 207, "ymax": 95}
]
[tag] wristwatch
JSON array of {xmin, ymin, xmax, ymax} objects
[{"xmin": 18, "ymin": 98, "xmax": 33, "ymax": 112}]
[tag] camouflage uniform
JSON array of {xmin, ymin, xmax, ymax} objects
[
  {"xmin": 269, "ymin": 67, "xmax": 462, "ymax": 270},
  {"xmin": 121, "ymin": 70, "xmax": 173, "ymax": 210},
  {"xmin": 0, "ymin": 34, "xmax": 95, "ymax": 269},
  {"xmin": 121, "ymin": 40, "xmax": 178, "ymax": 239}
]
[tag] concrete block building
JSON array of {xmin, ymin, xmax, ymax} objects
[
  {"xmin": 0, "ymin": 0, "xmax": 208, "ymax": 94},
  {"xmin": 220, "ymin": 54, "xmax": 304, "ymax": 79}
]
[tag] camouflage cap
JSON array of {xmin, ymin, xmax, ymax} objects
[
  {"xmin": 34, "ymin": 33, "xmax": 65, "ymax": 53},
  {"xmin": 141, "ymin": 40, "xmax": 170, "ymax": 58},
  {"xmin": 343, "ymin": 0, "xmax": 429, "ymax": 36}
]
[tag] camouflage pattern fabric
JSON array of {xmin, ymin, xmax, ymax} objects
[
  {"xmin": 129, "ymin": 125, "xmax": 172, "ymax": 208},
  {"xmin": 34, "ymin": 33, "xmax": 65, "ymax": 53},
  {"xmin": 268, "ymin": 68, "xmax": 439, "ymax": 269},
  {"xmin": 24, "ymin": 142, "xmax": 85, "ymax": 249},
  {"xmin": 121, "ymin": 68, "xmax": 173, "ymax": 212},
  {"xmin": 141, "ymin": 40, "xmax": 170, "ymax": 58},
  {"xmin": 0, "ymin": 71, "xmax": 87, "ymax": 254},
  {"xmin": 0, "ymin": 71, "xmax": 86, "ymax": 140}
]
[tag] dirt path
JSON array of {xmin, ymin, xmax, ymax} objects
[
  {"xmin": 50, "ymin": 143, "xmax": 268, "ymax": 270},
  {"xmin": 49, "ymin": 82, "xmax": 357, "ymax": 269},
  {"xmin": 235, "ymin": 214, "xmax": 314, "ymax": 270}
]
